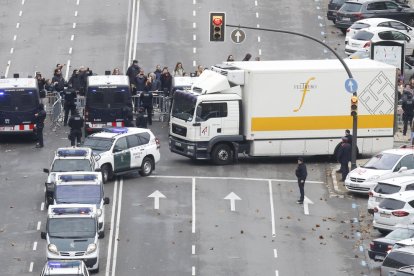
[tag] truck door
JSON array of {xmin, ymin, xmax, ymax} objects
[
  {"xmin": 194, "ymin": 102, "xmax": 227, "ymax": 141},
  {"xmin": 113, "ymin": 137, "xmax": 131, "ymax": 172}
]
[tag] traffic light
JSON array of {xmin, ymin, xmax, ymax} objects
[
  {"xmin": 351, "ymin": 96, "xmax": 358, "ymax": 116},
  {"xmin": 210, "ymin": 12, "xmax": 225, "ymax": 42}
]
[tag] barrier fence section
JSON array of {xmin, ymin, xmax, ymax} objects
[{"xmin": 132, "ymin": 91, "xmax": 172, "ymax": 122}]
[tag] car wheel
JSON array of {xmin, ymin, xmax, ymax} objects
[
  {"xmin": 101, "ymin": 164, "xmax": 113, "ymax": 182},
  {"xmin": 139, "ymin": 157, "xmax": 154, "ymax": 176},
  {"xmin": 212, "ymin": 144, "xmax": 234, "ymax": 165},
  {"xmin": 340, "ymin": 28, "xmax": 347, "ymax": 35},
  {"xmin": 98, "ymin": 231, "xmax": 105, "ymax": 239},
  {"xmin": 93, "ymin": 265, "xmax": 99, "ymax": 273}
]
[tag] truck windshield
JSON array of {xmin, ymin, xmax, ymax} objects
[
  {"xmin": 48, "ymin": 218, "xmax": 96, "ymax": 238},
  {"xmin": 86, "ymin": 86, "xmax": 131, "ymax": 108},
  {"xmin": 0, "ymin": 89, "xmax": 38, "ymax": 112},
  {"xmin": 56, "ymin": 185, "xmax": 101, "ymax": 205},
  {"xmin": 171, "ymin": 91, "xmax": 197, "ymax": 121}
]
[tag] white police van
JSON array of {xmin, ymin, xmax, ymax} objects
[
  {"xmin": 40, "ymin": 260, "xmax": 89, "ymax": 276},
  {"xmin": 48, "ymin": 172, "xmax": 109, "ymax": 236},
  {"xmin": 41, "ymin": 205, "xmax": 101, "ymax": 272},
  {"xmin": 83, "ymin": 127, "xmax": 160, "ymax": 181}
]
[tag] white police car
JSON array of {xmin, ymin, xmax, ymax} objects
[
  {"xmin": 40, "ymin": 260, "xmax": 89, "ymax": 276},
  {"xmin": 83, "ymin": 127, "xmax": 160, "ymax": 181},
  {"xmin": 41, "ymin": 205, "xmax": 101, "ymax": 272},
  {"xmin": 48, "ymin": 172, "xmax": 109, "ymax": 236}
]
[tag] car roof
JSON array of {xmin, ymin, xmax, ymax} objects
[
  {"xmin": 380, "ymin": 175, "xmax": 414, "ymax": 185},
  {"xmin": 353, "ymin": 18, "xmax": 396, "ymax": 25},
  {"xmin": 89, "ymin": 127, "xmax": 150, "ymax": 139},
  {"xmin": 380, "ymin": 148, "xmax": 414, "ymax": 156},
  {"xmin": 385, "ymin": 190, "xmax": 414, "ymax": 201},
  {"xmin": 360, "ymin": 26, "xmax": 407, "ymax": 34}
]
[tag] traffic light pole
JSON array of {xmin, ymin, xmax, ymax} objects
[{"xmin": 226, "ymin": 24, "xmax": 358, "ymax": 169}]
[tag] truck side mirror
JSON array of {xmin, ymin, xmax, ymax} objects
[
  {"xmin": 40, "ymin": 232, "xmax": 46, "ymax": 239},
  {"xmin": 104, "ymin": 197, "xmax": 110, "ymax": 204},
  {"xmin": 43, "ymin": 168, "xmax": 49, "ymax": 173}
]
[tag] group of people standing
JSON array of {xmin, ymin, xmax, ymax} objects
[{"xmin": 398, "ymin": 76, "xmax": 414, "ymax": 138}]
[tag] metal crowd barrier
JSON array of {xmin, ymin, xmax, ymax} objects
[
  {"xmin": 132, "ymin": 91, "xmax": 171, "ymax": 122},
  {"xmin": 50, "ymin": 94, "xmax": 63, "ymax": 131},
  {"xmin": 45, "ymin": 91, "xmax": 60, "ymax": 115}
]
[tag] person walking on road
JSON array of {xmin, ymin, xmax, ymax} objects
[
  {"xmin": 140, "ymin": 82, "xmax": 153, "ymax": 125},
  {"xmin": 34, "ymin": 103, "xmax": 47, "ymax": 148},
  {"xmin": 402, "ymin": 93, "xmax": 414, "ymax": 136},
  {"xmin": 295, "ymin": 157, "xmax": 307, "ymax": 204},
  {"xmin": 68, "ymin": 109, "xmax": 84, "ymax": 146},
  {"xmin": 337, "ymin": 137, "xmax": 352, "ymax": 181}
]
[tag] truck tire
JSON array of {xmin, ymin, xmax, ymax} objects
[
  {"xmin": 139, "ymin": 156, "xmax": 154, "ymax": 176},
  {"xmin": 212, "ymin": 144, "xmax": 234, "ymax": 165},
  {"xmin": 101, "ymin": 164, "xmax": 113, "ymax": 182}
]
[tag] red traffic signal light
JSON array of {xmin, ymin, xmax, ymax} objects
[
  {"xmin": 351, "ymin": 96, "xmax": 358, "ymax": 116},
  {"xmin": 210, "ymin": 12, "xmax": 225, "ymax": 42}
]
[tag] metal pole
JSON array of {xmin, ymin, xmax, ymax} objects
[{"xmin": 226, "ymin": 24, "xmax": 358, "ymax": 169}]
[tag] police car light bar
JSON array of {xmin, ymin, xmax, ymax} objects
[
  {"xmin": 102, "ymin": 127, "xmax": 128, "ymax": 134},
  {"xmin": 57, "ymin": 149, "xmax": 88, "ymax": 157},
  {"xmin": 59, "ymin": 174, "xmax": 97, "ymax": 182},
  {"xmin": 47, "ymin": 260, "xmax": 82, "ymax": 268},
  {"xmin": 51, "ymin": 207, "xmax": 93, "ymax": 215}
]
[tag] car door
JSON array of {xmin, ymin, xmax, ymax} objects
[
  {"xmin": 127, "ymin": 134, "xmax": 145, "ymax": 168},
  {"xmin": 113, "ymin": 137, "xmax": 130, "ymax": 172}
]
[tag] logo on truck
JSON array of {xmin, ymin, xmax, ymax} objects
[{"xmin": 293, "ymin": 77, "xmax": 316, "ymax": 112}]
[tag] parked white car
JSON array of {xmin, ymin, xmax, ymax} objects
[
  {"xmin": 368, "ymin": 175, "xmax": 414, "ymax": 214},
  {"xmin": 373, "ymin": 191, "xmax": 414, "ymax": 233},
  {"xmin": 345, "ymin": 26, "xmax": 414, "ymax": 56},
  {"xmin": 345, "ymin": 148, "xmax": 414, "ymax": 194},
  {"xmin": 345, "ymin": 18, "xmax": 413, "ymax": 44}
]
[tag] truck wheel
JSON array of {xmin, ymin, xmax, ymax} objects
[
  {"xmin": 212, "ymin": 144, "xmax": 234, "ymax": 165},
  {"xmin": 139, "ymin": 157, "xmax": 154, "ymax": 176},
  {"xmin": 101, "ymin": 164, "xmax": 113, "ymax": 182}
]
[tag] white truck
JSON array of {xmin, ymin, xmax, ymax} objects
[{"xmin": 169, "ymin": 59, "xmax": 397, "ymax": 165}]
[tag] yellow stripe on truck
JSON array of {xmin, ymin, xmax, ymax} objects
[{"xmin": 251, "ymin": 114, "xmax": 394, "ymax": 131}]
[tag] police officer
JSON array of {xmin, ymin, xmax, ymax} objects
[
  {"xmin": 35, "ymin": 103, "xmax": 47, "ymax": 148},
  {"xmin": 337, "ymin": 137, "xmax": 352, "ymax": 182},
  {"xmin": 402, "ymin": 93, "xmax": 414, "ymax": 136},
  {"xmin": 140, "ymin": 85, "xmax": 153, "ymax": 125},
  {"xmin": 63, "ymin": 88, "xmax": 77, "ymax": 126},
  {"xmin": 68, "ymin": 109, "xmax": 84, "ymax": 146},
  {"xmin": 122, "ymin": 106, "xmax": 134, "ymax": 127},
  {"xmin": 136, "ymin": 107, "xmax": 148, "ymax": 128}
]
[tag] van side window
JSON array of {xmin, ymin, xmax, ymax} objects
[
  {"xmin": 400, "ymin": 155, "xmax": 414, "ymax": 170},
  {"xmin": 137, "ymin": 133, "xmax": 150, "ymax": 145},
  {"xmin": 127, "ymin": 135, "xmax": 140, "ymax": 148},
  {"xmin": 198, "ymin": 102, "xmax": 228, "ymax": 121},
  {"xmin": 114, "ymin": 137, "xmax": 128, "ymax": 151}
]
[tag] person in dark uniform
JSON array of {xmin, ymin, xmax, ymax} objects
[
  {"xmin": 122, "ymin": 106, "xmax": 134, "ymax": 127},
  {"xmin": 63, "ymin": 88, "xmax": 77, "ymax": 126},
  {"xmin": 337, "ymin": 137, "xmax": 352, "ymax": 181},
  {"xmin": 136, "ymin": 107, "xmax": 148, "ymax": 128},
  {"xmin": 402, "ymin": 93, "xmax": 414, "ymax": 136},
  {"xmin": 68, "ymin": 109, "xmax": 84, "ymax": 146},
  {"xmin": 35, "ymin": 103, "xmax": 47, "ymax": 148},
  {"xmin": 295, "ymin": 157, "xmax": 307, "ymax": 204},
  {"xmin": 140, "ymin": 85, "xmax": 153, "ymax": 125},
  {"xmin": 345, "ymin": 129, "xmax": 353, "ymax": 146}
]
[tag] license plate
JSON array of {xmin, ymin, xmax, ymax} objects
[
  {"xmin": 375, "ymin": 255, "xmax": 385, "ymax": 261},
  {"xmin": 342, "ymin": 17, "xmax": 350, "ymax": 21},
  {"xmin": 0, "ymin": 126, "xmax": 14, "ymax": 131},
  {"xmin": 380, "ymin": 213, "xmax": 391, "ymax": 218},
  {"xmin": 175, "ymin": 142, "xmax": 182, "ymax": 147}
]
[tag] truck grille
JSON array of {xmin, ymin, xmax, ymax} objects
[{"xmin": 172, "ymin": 124, "xmax": 187, "ymax": 137}]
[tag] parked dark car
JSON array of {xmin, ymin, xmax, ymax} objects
[
  {"xmin": 335, "ymin": 0, "xmax": 414, "ymax": 34},
  {"xmin": 382, "ymin": 247, "xmax": 414, "ymax": 276},
  {"xmin": 369, "ymin": 227, "xmax": 414, "ymax": 262},
  {"xmin": 327, "ymin": 0, "xmax": 346, "ymax": 23}
]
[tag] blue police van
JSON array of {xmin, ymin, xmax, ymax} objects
[
  {"xmin": 84, "ymin": 75, "xmax": 132, "ymax": 135},
  {"xmin": 0, "ymin": 77, "xmax": 40, "ymax": 134}
]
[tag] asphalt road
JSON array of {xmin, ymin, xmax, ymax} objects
[{"xmin": 0, "ymin": 0, "xmax": 382, "ymax": 275}]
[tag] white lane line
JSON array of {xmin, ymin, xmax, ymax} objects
[
  {"xmin": 193, "ymin": 0, "xmax": 196, "ymax": 4},
  {"xmin": 275, "ymin": 270, "xmax": 279, "ymax": 276},
  {"xmin": 71, "ymin": 34, "xmax": 74, "ymax": 41},
  {"xmin": 192, "ymin": 245, "xmax": 195, "ymax": 255},
  {"xmin": 69, "ymin": 47, "xmax": 72, "ymax": 54},
  {"xmin": 111, "ymin": 178, "xmax": 123, "ymax": 276},
  {"xmin": 132, "ymin": 0, "xmax": 140, "ymax": 60},
  {"xmin": 19, "ymin": 10, "xmax": 22, "ymax": 16},
  {"xmin": 193, "ymin": 34, "xmax": 196, "ymax": 41},
  {"xmin": 192, "ymin": 178, "xmax": 196, "ymax": 233},
  {"xmin": 40, "ymin": 202, "xmax": 45, "ymax": 211},
  {"xmin": 105, "ymin": 178, "xmax": 118, "ymax": 276},
  {"xmin": 37, "ymin": 221, "xmax": 41, "ymax": 231},
  {"xmin": 73, "ymin": 22, "xmax": 76, "ymax": 29},
  {"xmin": 273, "ymin": 248, "xmax": 278, "ymax": 258},
  {"xmin": 5, "ymin": 60, "xmax": 11, "ymax": 78},
  {"xmin": 16, "ymin": 23, "xmax": 20, "ymax": 28},
  {"xmin": 268, "ymin": 180, "xmax": 276, "ymax": 237},
  {"xmin": 64, "ymin": 59, "xmax": 71, "ymax": 81},
  {"xmin": 193, "ymin": 22, "xmax": 196, "ymax": 29},
  {"xmin": 256, "ymin": 12, "xmax": 259, "ymax": 18},
  {"xmin": 29, "ymin": 262, "xmax": 33, "ymax": 272},
  {"xmin": 193, "ymin": 47, "xmax": 196, "ymax": 54},
  {"xmin": 149, "ymin": 175, "xmax": 324, "ymax": 184},
  {"xmin": 33, "ymin": 242, "xmax": 37, "ymax": 251},
  {"xmin": 257, "ymin": 36, "xmax": 261, "ymax": 43},
  {"xmin": 259, "ymin": 49, "xmax": 262, "ymax": 55},
  {"xmin": 255, "ymin": 0, "xmax": 258, "ymax": 6},
  {"xmin": 75, "ymin": 11, "xmax": 78, "ymax": 16},
  {"xmin": 257, "ymin": 24, "xmax": 260, "ymax": 28},
  {"xmin": 193, "ymin": 10, "xmax": 196, "ymax": 16},
  {"xmin": 192, "ymin": 266, "xmax": 196, "ymax": 275},
  {"xmin": 127, "ymin": 0, "xmax": 136, "ymax": 64},
  {"xmin": 10, "ymin": 48, "xmax": 14, "ymax": 54},
  {"xmin": 21, "ymin": 0, "xmax": 25, "ymax": 5},
  {"xmin": 76, "ymin": 0, "xmax": 80, "ymax": 5},
  {"xmin": 13, "ymin": 35, "xmax": 17, "ymax": 40},
  {"xmin": 193, "ymin": 60, "xmax": 196, "ymax": 67}
]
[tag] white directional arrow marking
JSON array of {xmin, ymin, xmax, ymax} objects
[
  {"xmin": 224, "ymin": 192, "xmax": 241, "ymax": 211},
  {"xmin": 303, "ymin": 196, "xmax": 314, "ymax": 215},
  {"xmin": 235, "ymin": 31, "xmax": 241, "ymax": 42},
  {"xmin": 148, "ymin": 190, "xmax": 166, "ymax": 210}
]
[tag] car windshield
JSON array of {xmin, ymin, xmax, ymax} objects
[
  {"xmin": 83, "ymin": 137, "xmax": 113, "ymax": 152},
  {"xmin": 48, "ymin": 218, "xmax": 96, "ymax": 238},
  {"xmin": 340, "ymin": 2, "xmax": 362, "ymax": 12},
  {"xmin": 51, "ymin": 159, "xmax": 92, "ymax": 172},
  {"xmin": 55, "ymin": 185, "xmax": 101, "ymax": 205},
  {"xmin": 386, "ymin": 228, "xmax": 414, "ymax": 240},
  {"xmin": 362, "ymin": 153, "xmax": 401, "ymax": 170},
  {"xmin": 353, "ymin": 30, "xmax": 374, "ymax": 40},
  {"xmin": 379, "ymin": 198, "xmax": 406, "ymax": 210},
  {"xmin": 374, "ymin": 183, "xmax": 401, "ymax": 194},
  {"xmin": 171, "ymin": 91, "xmax": 197, "ymax": 121}
]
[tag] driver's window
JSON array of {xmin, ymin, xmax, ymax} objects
[
  {"xmin": 113, "ymin": 137, "xmax": 128, "ymax": 152},
  {"xmin": 197, "ymin": 102, "xmax": 227, "ymax": 121}
]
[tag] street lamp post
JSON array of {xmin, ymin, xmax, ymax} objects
[{"xmin": 226, "ymin": 24, "xmax": 358, "ymax": 169}]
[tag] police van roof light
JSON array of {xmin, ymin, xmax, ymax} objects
[
  {"xmin": 48, "ymin": 260, "xmax": 82, "ymax": 268},
  {"xmin": 57, "ymin": 149, "xmax": 88, "ymax": 157},
  {"xmin": 52, "ymin": 207, "xmax": 93, "ymax": 215},
  {"xmin": 103, "ymin": 127, "xmax": 128, "ymax": 134}
]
